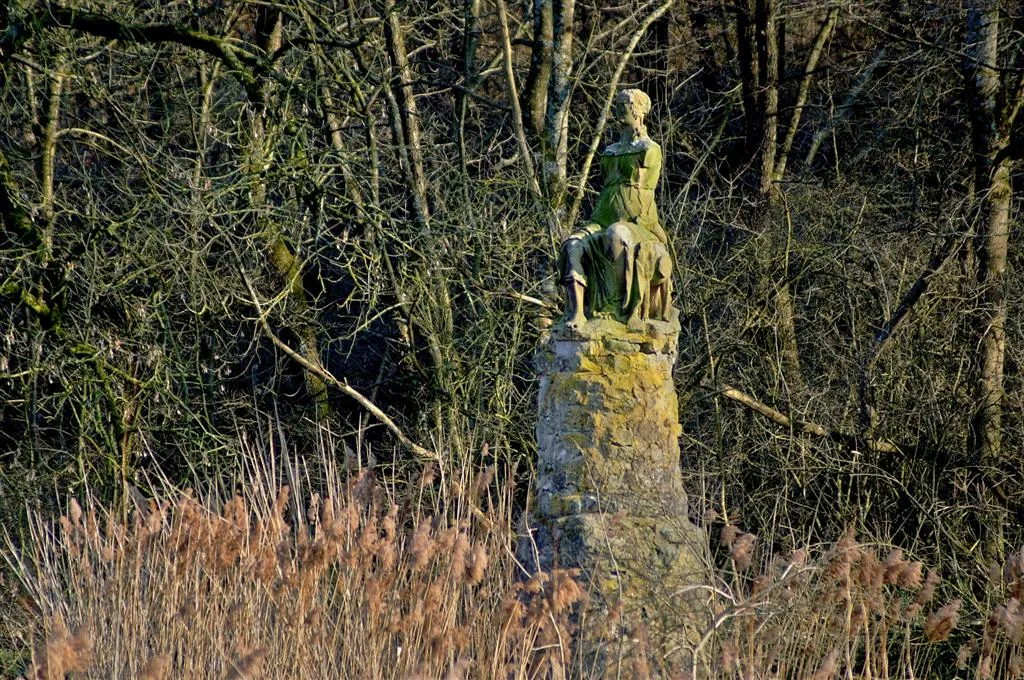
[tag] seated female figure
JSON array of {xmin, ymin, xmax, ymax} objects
[{"xmin": 559, "ymin": 89, "xmax": 673, "ymax": 330}]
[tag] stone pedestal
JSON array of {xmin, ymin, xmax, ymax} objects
[{"xmin": 524, "ymin": 317, "xmax": 708, "ymax": 672}]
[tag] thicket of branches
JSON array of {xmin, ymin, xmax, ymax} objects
[{"xmin": 1, "ymin": 0, "xmax": 1022, "ymax": 654}]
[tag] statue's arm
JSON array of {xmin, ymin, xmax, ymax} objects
[
  {"xmin": 639, "ymin": 144, "xmax": 668, "ymax": 244},
  {"xmin": 641, "ymin": 144, "xmax": 663, "ymax": 190}
]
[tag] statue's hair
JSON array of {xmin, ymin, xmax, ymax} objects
[{"xmin": 615, "ymin": 89, "xmax": 652, "ymax": 121}]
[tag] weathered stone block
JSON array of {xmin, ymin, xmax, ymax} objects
[
  {"xmin": 524, "ymin": 316, "xmax": 709, "ymax": 672},
  {"xmin": 534, "ymin": 319, "xmax": 688, "ymax": 518}
]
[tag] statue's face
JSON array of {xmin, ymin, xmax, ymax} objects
[{"xmin": 615, "ymin": 97, "xmax": 639, "ymax": 128}]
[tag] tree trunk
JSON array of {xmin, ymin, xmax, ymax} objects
[
  {"xmin": 734, "ymin": 0, "xmax": 759, "ymax": 159},
  {"xmin": 249, "ymin": 8, "xmax": 331, "ymax": 422},
  {"xmin": 381, "ymin": 1, "xmax": 455, "ymax": 391},
  {"xmin": 496, "ymin": 0, "xmax": 543, "ymax": 202},
  {"xmin": 383, "ymin": 0, "xmax": 431, "ymax": 228},
  {"xmin": 754, "ymin": 0, "xmax": 802, "ymax": 389},
  {"xmin": 39, "ymin": 71, "xmax": 63, "ymax": 266},
  {"xmin": 543, "ymin": 0, "xmax": 574, "ymax": 232},
  {"xmin": 456, "ymin": 0, "xmax": 482, "ymax": 175},
  {"xmin": 755, "ymin": 0, "xmax": 778, "ymax": 196},
  {"xmin": 523, "ymin": 0, "xmax": 553, "ymax": 139},
  {"xmin": 773, "ymin": 8, "xmax": 837, "ymax": 183},
  {"xmin": 964, "ymin": 5, "xmax": 1012, "ymax": 470},
  {"xmin": 685, "ymin": 1, "xmax": 724, "ymax": 95}
]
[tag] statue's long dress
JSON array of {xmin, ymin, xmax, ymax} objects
[{"xmin": 567, "ymin": 140, "xmax": 666, "ymax": 321}]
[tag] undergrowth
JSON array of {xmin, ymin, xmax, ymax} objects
[{"xmin": 4, "ymin": 441, "xmax": 1024, "ymax": 678}]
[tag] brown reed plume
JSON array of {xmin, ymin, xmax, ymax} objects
[
  {"xmin": 694, "ymin": 515, "xmax": 1024, "ymax": 680},
  {"xmin": 5, "ymin": 438, "xmax": 587, "ymax": 679}
]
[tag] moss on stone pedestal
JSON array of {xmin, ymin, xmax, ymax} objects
[
  {"xmin": 524, "ymin": 316, "xmax": 709, "ymax": 672},
  {"xmin": 534, "ymin": 317, "xmax": 687, "ymax": 518}
]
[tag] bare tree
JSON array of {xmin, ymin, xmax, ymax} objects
[{"xmin": 963, "ymin": 3, "xmax": 1020, "ymax": 471}]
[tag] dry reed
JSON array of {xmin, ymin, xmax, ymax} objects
[
  {"xmin": 5, "ymin": 442, "xmax": 583, "ymax": 679},
  {"xmin": 8, "ymin": 443, "xmax": 1024, "ymax": 678},
  {"xmin": 698, "ymin": 518, "xmax": 1024, "ymax": 679}
]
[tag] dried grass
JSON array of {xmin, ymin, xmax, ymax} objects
[
  {"xmin": 8, "ymin": 443, "xmax": 1024, "ymax": 678},
  {"xmin": 5, "ymin": 441, "xmax": 583, "ymax": 679},
  {"xmin": 698, "ymin": 516, "xmax": 1024, "ymax": 680}
]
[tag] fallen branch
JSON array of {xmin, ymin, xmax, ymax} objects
[
  {"xmin": 238, "ymin": 265, "xmax": 441, "ymax": 466},
  {"xmin": 706, "ymin": 381, "xmax": 902, "ymax": 455}
]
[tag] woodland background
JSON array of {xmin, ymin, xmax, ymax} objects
[{"xmin": 0, "ymin": 0, "xmax": 1022, "ymax": 672}]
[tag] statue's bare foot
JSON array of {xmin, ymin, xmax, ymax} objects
[{"xmin": 565, "ymin": 312, "xmax": 586, "ymax": 332}]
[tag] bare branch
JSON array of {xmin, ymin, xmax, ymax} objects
[
  {"xmin": 494, "ymin": 0, "xmax": 543, "ymax": 203},
  {"xmin": 27, "ymin": 4, "xmax": 261, "ymax": 92},
  {"xmin": 773, "ymin": 8, "xmax": 837, "ymax": 183},
  {"xmin": 857, "ymin": 233, "xmax": 964, "ymax": 434},
  {"xmin": 707, "ymin": 381, "xmax": 902, "ymax": 455},
  {"xmin": 566, "ymin": 0, "xmax": 673, "ymax": 230},
  {"xmin": 804, "ymin": 47, "xmax": 886, "ymax": 168},
  {"xmin": 239, "ymin": 265, "xmax": 441, "ymax": 466}
]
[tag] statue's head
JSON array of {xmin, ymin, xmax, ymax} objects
[{"xmin": 614, "ymin": 89, "xmax": 652, "ymax": 128}]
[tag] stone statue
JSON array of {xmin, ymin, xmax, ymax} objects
[
  {"xmin": 559, "ymin": 88, "xmax": 674, "ymax": 331},
  {"xmin": 530, "ymin": 90, "xmax": 705, "ymax": 665},
  {"xmin": 528, "ymin": 91, "xmax": 704, "ymax": 663}
]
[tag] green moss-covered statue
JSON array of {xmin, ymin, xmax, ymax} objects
[{"xmin": 558, "ymin": 89, "xmax": 674, "ymax": 330}]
